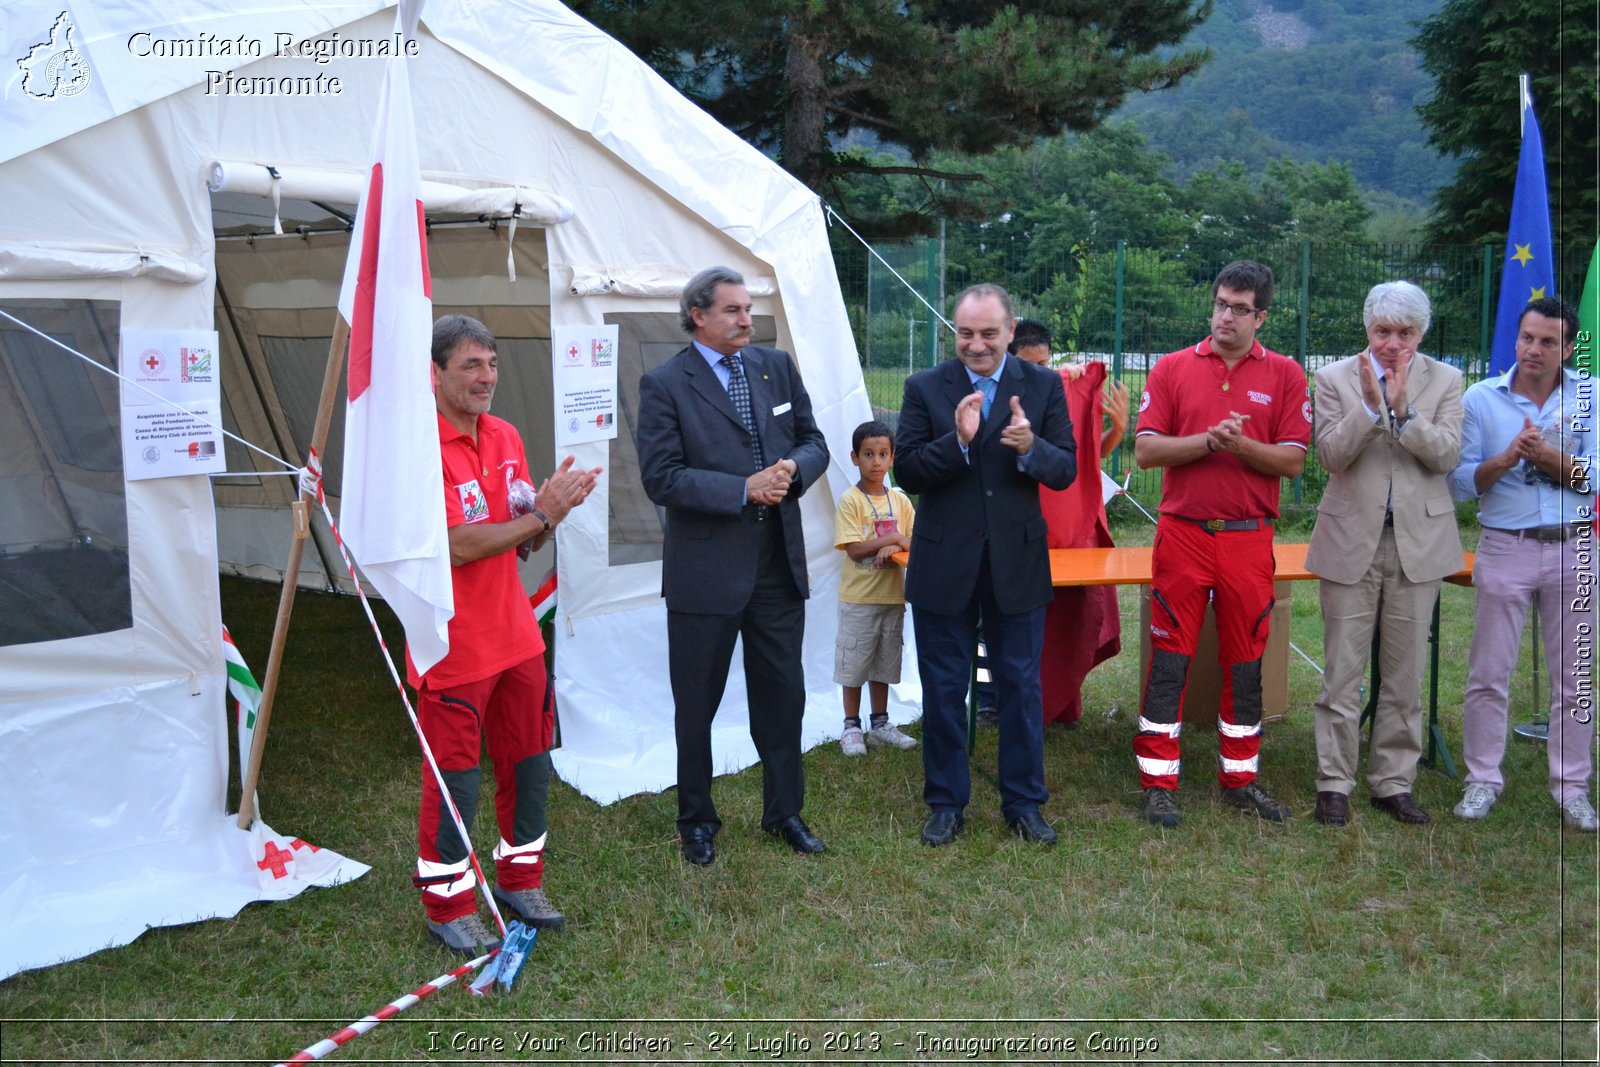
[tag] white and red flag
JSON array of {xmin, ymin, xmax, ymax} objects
[{"xmin": 336, "ymin": 0, "xmax": 452, "ymax": 675}]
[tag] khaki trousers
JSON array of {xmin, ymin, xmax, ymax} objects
[{"xmin": 1313, "ymin": 527, "xmax": 1440, "ymax": 797}]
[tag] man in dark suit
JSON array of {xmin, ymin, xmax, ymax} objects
[
  {"xmin": 894, "ymin": 283, "xmax": 1077, "ymax": 846},
  {"xmin": 635, "ymin": 266, "xmax": 831, "ymax": 866}
]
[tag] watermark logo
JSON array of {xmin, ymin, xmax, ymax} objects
[{"xmin": 17, "ymin": 11, "xmax": 91, "ymax": 99}]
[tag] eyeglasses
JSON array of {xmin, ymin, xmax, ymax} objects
[{"xmin": 1213, "ymin": 299, "xmax": 1261, "ymax": 318}]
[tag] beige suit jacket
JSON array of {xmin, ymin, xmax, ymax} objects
[{"xmin": 1305, "ymin": 351, "xmax": 1465, "ymax": 585}]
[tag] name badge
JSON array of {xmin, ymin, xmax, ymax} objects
[{"xmin": 772, "ymin": 402, "xmax": 792, "ymax": 416}]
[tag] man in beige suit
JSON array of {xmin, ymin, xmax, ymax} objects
[{"xmin": 1305, "ymin": 281, "xmax": 1463, "ymax": 826}]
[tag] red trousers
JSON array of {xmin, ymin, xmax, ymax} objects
[
  {"xmin": 1135, "ymin": 517, "xmax": 1274, "ymax": 791},
  {"xmin": 415, "ymin": 655, "xmax": 554, "ymax": 922}
]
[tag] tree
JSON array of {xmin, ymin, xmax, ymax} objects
[
  {"xmin": 567, "ymin": 0, "xmax": 1212, "ymax": 216},
  {"xmin": 1414, "ymin": 0, "xmax": 1598, "ymax": 252}
]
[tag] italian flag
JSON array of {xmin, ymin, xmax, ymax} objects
[
  {"xmin": 224, "ymin": 625, "xmax": 264, "ymax": 807},
  {"xmin": 530, "ymin": 568, "xmax": 557, "ymax": 627}
]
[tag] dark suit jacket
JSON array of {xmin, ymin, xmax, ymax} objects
[
  {"xmin": 635, "ymin": 343, "xmax": 829, "ymax": 614},
  {"xmin": 895, "ymin": 355, "xmax": 1076, "ymax": 616}
]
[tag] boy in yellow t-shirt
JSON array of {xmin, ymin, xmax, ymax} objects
[{"xmin": 834, "ymin": 420, "xmax": 917, "ymax": 756}]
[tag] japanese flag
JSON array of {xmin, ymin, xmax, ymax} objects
[{"xmin": 336, "ymin": 0, "xmax": 452, "ymax": 675}]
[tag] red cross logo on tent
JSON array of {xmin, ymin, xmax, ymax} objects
[
  {"xmin": 142, "ymin": 350, "xmax": 162, "ymax": 373},
  {"xmin": 290, "ymin": 838, "xmax": 322, "ymax": 853},
  {"xmin": 257, "ymin": 841, "xmax": 295, "ymax": 879}
]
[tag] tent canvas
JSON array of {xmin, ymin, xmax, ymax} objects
[{"xmin": 0, "ymin": 0, "xmax": 922, "ymax": 978}]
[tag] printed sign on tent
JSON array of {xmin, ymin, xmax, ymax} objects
[
  {"xmin": 551, "ymin": 324, "xmax": 618, "ymax": 448},
  {"xmin": 119, "ymin": 328, "xmax": 225, "ymax": 480}
]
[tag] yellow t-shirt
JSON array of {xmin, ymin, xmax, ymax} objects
[{"xmin": 834, "ymin": 484, "xmax": 916, "ymax": 605}]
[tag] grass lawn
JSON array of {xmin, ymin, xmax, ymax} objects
[{"xmin": 1, "ymin": 522, "xmax": 1595, "ymax": 1064}]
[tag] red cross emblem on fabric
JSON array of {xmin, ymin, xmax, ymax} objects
[
  {"xmin": 290, "ymin": 838, "xmax": 321, "ymax": 853},
  {"xmin": 144, "ymin": 354, "xmax": 160, "ymax": 371},
  {"xmin": 465, "ymin": 489, "xmax": 479, "ymax": 510},
  {"xmin": 257, "ymin": 841, "xmax": 295, "ymax": 879}
]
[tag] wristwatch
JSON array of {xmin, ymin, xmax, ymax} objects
[{"xmin": 531, "ymin": 508, "xmax": 552, "ymax": 535}]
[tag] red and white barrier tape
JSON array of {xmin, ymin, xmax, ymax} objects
[
  {"xmin": 275, "ymin": 950, "xmax": 494, "ymax": 1065},
  {"xmin": 307, "ymin": 490, "xmax": 508, "ymax": 937}
]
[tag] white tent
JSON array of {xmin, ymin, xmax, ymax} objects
[{"xmin": 0, "ymin": 0, "xmax": 924, "ymax": 978}]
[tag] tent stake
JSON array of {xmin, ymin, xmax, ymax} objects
[{"xmin": 237, "ymin": 318, "xmax": 349, "ymax": 828}]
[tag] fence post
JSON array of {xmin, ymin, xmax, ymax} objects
[
  {"xmin": 925, "ymin": 232, "xmax": 941, "ymax": 369},
  {"xmin": 1112, "ymin": 242, "xmax": 1126, "ymax": 479},
  {"xmin": 1479, "ymin": 242, "xmax": 1495, "ymax": 379}
]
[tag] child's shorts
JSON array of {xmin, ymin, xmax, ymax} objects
[{"xmin": 833, "ymin": 600, "xmax": 905, "ymax": 686}]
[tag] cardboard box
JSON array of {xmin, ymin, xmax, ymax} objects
[{"xmin": 1136, "ymin": 581, "xmax": 1293, "ymax": 726}]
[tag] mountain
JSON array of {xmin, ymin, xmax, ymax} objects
[{"xmin": 1116, "ymin": 0, "xmax": 1453, "ymax": 203}]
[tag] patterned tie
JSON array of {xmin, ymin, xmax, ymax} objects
[
  {"xmin": 977, "ymin": 376, "xmax": 997, "ymax": 420},
  {"xmin": 721, "ymin": 353, "xmax": 765, "ymax": 472}
]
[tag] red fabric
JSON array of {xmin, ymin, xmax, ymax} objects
[
  {"xmin": 417, "ymin": 656, "xmax": 553, "ymax": 921},
  {"xmin": 1037, "ymin": 363, "xmax": 1122, "ymax": 726},
  {"xmin": 407, "ymin": 412, "xmax": 545, "ymax": 689},
  {"xmin": 1134, "ymin": 337, "xmax": 1311, "ymax": 520},
  {"xmin": 1135, "ymin": 518, "xmax": 1275, "ymax": 789}
]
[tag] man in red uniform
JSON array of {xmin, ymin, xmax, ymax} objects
[
  {"xmin": 411, "ymin": 314, "xmax": 600, "ymax": 952},
  {"xmin": 1132, "ymin": 261, "xmax": 1310, "ymax": 828}
]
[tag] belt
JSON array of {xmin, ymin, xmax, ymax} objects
[
  {"xmin": 1175, "ymin": 516, "xmax": 1273, "ymax": 533},
  {"xmin": 1486, "ymin": 523, "xmax": 1589, "ymax": 543}
]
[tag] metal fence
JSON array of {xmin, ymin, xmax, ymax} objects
[{"xmin": 832, "ymin": 229, "xmax": 1593, "ymax": 514}]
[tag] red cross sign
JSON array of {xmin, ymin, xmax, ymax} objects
[{"xmin": 257, "ymin": 841, "xmax": 295, "ymax": 879}]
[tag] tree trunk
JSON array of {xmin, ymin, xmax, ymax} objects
[{"xmin": 782, "ymin": 32, "xmax": 828, "ymax": 193}]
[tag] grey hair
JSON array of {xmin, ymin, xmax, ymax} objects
[
  {"xmin": 952, "ymin": 282, "xmax": 1014, "ymax": 320},
  {"xmin": 680, "ymin": 266, "xmax": 746, "ymax": 333},
  {"xmin": 1362, "ymin": 281, "xmax": 1431, "ymax": 337},
  {"xmin": 432, "ymin": 314, "xmax": 497, "ymax": 368}
]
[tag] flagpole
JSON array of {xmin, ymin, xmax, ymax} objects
[{"xmin": 237, "ymin": 318, "xmax": 350, "ymax": 829}]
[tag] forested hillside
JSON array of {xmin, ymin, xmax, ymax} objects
[{"xmin": 1117, "ymin": 0, "xmax": 1452, "ymax": 203}]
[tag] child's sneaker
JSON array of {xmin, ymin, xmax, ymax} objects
[
  {"xmin": 840, "ymin": 724, "xmax": 867, "ymax": 757},
  {"xmin": 867, "ymin": 722, "xmax": 918, "ymax": 750}
]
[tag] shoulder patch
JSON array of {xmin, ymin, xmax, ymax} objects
[{"xmin": 456, "ymin": 479, "xmax": 489, "ymax": 523}]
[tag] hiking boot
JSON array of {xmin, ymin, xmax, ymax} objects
[
  {"xmin": 426, "ymin": 911, "xmax": 501, "ymax": 955},
  {"xmin": 1220, "ymin": 781, "xmax": 1291, "ymax": 822},
  {"xmin": 1142, "ymin": 787, "xmax": 1180, "ymax": 828},
  {"xmin": 1561, "ymin": 795, "xmax": 1600, "ymax": 832},
  {"xmin": 1453, "ymin": 783, "xmax": 1498, "ymax": 820},
  {"xmin": 866, "ymin": 722, "xmax": 918, "ymax": 750},
  {"xmin": 840, "ymin": 724, "xmax": 867, "ymax": 757},
  {"xmin": 492, "ymin": 885, "xmax": 566, "ymax": 930}
]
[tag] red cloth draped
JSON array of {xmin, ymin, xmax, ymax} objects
[{"xmin": 1037, "ymin": 363, "xmax": 1122, "ymax": 725}]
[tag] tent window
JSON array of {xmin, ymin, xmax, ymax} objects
[
  {"xmin": 604, "ymin": 312, "xmax": 778, "ymax": 567},
  {"xmin": 259, "ymin": 335, "xmax": 346, "ymax": 494},
  {"xmin": 0, "ymin": 299, "xmax": 132, "ymax": 646}
]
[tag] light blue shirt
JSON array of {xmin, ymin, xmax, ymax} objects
[
  {"xmin": 1449, "ymin": 364, "xmax": 1598, "ymax": 528},
  {"xmin": 693, "ymin": 340, "xmax": 739, "ymax": 391},
  {"xmin": 959, "ymin": 353, "xmax": 1036, "ymax": 472}
]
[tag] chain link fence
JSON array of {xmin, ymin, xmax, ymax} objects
[{"xmin": 832, "ymin": 228, "xmax": 1592, "ymax": 518}]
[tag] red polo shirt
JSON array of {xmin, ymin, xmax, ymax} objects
[
  {"xmin": 1135, "ymin": 337, "xmax": 1311, "ymax": 520},
  {"xmin": 407, "ymin": 411, "xmax": 545, "ymax": 689}
]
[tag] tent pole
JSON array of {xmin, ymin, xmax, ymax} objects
[{"xmin": 237, "ymin": 317, "xmax": 349, "ymax": 829}]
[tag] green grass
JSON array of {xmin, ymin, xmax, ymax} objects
[{"xmin": 1, "ymin": 535, "xmax": 1596, "ymax": 1065}]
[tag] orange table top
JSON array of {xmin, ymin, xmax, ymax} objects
[{"xmin": 889, "ymin": 544, "xmax": 1476, "ymax": 587}]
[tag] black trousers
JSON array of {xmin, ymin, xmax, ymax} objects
[{"xmin": 668, "ymin": 518, "xmax": 806, "ymax": 834}]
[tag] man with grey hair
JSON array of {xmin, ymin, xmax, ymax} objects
[
  {"xmin": 635, "ymin": 266, "xmax": 830, "ymax": 866},
  {"xmin": 1305, "ymin": 280, "xmax": 1463, "ymax": 826},
  {"xmin": 412, "ymin": 314, "xmax": 600, "ymax": 952}
]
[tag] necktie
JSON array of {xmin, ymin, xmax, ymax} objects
[
  {"xmin": 721, "ymin": 353, "xmax": 765, "ymax": 472},
  {"xmin": 977, "ymin": 376, "xmax": 997, "ymax": 420}
]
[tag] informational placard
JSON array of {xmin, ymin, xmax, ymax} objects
[
  {"xmin": 551, "ymin": 324, "xmax": 619, "ymax": 448},
  {"xmin": 119, "ymin": 329, "xmax": 226, "ymax": 481}
]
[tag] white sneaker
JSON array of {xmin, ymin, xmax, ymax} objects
[
  {"xmin": 1561, "ymin": 795, "xmax": 1600, "ymax": 832},
  {"xmin": 840, "ymin": 725, "xmax": 867, "ymax": 757},
  {"xmin": 866, "ymin": 722, "xmax": 918, "ymax": 750},
  {"xmin": 1453, "ymin": 783, "xmax": 1498, "ymax": 820}
]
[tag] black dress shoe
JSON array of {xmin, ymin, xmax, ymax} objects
[
  {"xmin": 767, "ymin": 815, "xmax": 825, "ymax": 854},
  {"xmin": 1313, "ymin": 791, "xmax": 1350, "ymax": 827},
  {"xmin": 680, "ymin": 825, "xmax": 716, "ymax": 866},
  {"xmin": 1371, "ymin": 791, "xmax": 1430, "ymax": 824},
  {"xmin": 1007, "ymin": 810, "xmax": 1058, "ymax": 845},
  {"xmin": 920, "ymin": 809, "xmax": 964, "ymax": 846}
]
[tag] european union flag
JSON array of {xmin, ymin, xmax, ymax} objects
[{"xmin": 1489, "ymin": 84, "xmax": 1555, "ymax": 375}]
